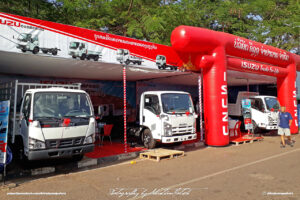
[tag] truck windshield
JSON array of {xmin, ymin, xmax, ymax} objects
[
  {"xmin": 33, "ymin": 92, "xmax": 92, "ymax": 119},
  {"xmin": 18, "ymin": 33, "xmax": 30, "ymax": 42},
  {"xmin": 161, "ymin": 93, "xmax": 194, "ymax": 114},
  {"xmin": 265, "ymin": 97, "xmax": 280, "ymax": 111},
  {"xmin": 117, "ymin": 49, "xmax": 124, "ymax": 54},
  {"xmin": 69, "ymin": 42, "xmax": 79, "ymax": 49}
]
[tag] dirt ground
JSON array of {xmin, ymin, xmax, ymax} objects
[{"xmin": 1, "ymin": 134, "xmax": 299, "ymax": 200}]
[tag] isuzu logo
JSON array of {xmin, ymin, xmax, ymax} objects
[{"xmin": 0, "ymin": 18, "xmax": 21, "ymax": 27}]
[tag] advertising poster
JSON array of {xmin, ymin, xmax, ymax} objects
[
  {"xmin": 241, "ymin": 99, "xmax": 253, "ymax": 130},
  {"xmin": 0, "ymin": 100, "xmax": 10, "ymax": 164},
  {"xmin": 0, "ymin": 12, "xmax": 182, "ymax": 71}
]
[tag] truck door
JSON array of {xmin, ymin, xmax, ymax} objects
[
  {"xmin": 20, "ymin": 93, "xmax": 32, "ymax": 146},
  {"xmin": 141, "ymin": 95, "xmax": 162, "ymax": 138}
]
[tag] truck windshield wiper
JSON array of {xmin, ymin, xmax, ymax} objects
[
  {"xmin": 35, "ymin": 116, "xmax": 61, "ymax": 121},
  {"xmin": 64, "ymin": 115, "xmax": 91, "ymax": 118}
]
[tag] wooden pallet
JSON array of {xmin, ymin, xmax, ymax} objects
[
  {"xmin": 231, "ymin": 137, "xmax": 264, "ymax": 146},
  {"xmin": 139, "ymin": 148, "xmax": 185, "ymax": 162}
]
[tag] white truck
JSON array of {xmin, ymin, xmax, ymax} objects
[
  {"xmin": 156, "ymin": 55, "xmax": 178, "ymax": 71},
  {"xmin": 0, "ymin": 80, "xmax": 95, "ymax": 161},
  {"xmin": 16, "ymin": 33, "xmax": 60, "ymax": 55},
  {"xmin": 228, "ymin": 91, "xmax": 279, "ymax": 133},
  {"xmin": 116, "ymin": 49, "xmax": 143, "ymax": 65},
  {"xmin": 69, "ymin": 41, "xmax": 102, "ymax": 61},
  {"xmin": 127, "ymin": 91, "xmax": 197, "ymax": 149}
]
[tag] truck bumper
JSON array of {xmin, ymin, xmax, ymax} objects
[
  {"xmin": 161, "ymin": 134, "xmax": 197, "ymax": 143},
  {"xmin": 27, "ymin": 144, "xmax": 94, "ymax": 161},
  {"xmin": 264, "ymin": 125, "xmax": 278, "ymax": 130}
]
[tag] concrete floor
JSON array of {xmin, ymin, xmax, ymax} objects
[{"xmin": 1, "ymin": 134, "xmax": 299, "ymax": 200}]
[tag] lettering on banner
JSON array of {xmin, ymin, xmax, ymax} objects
[
  {"xmin": 233, "ymin": 37, "xmax": 289, "ymax": 61},
  {"xmin": 221, "ymin": 71, "xmax": 228, "ymax": 135},
  {"xmin": 0, "ymin": 18, "xmax": 20, "ymax": 27},
  {"xmin": 241, "ymin": 61, "xmax": 279, "ymax": 75},
  {"xmin": 293, "ymin": 90, "xmax": 298, "ymax": 126}
]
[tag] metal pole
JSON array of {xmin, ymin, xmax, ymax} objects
[
  {"xmin": 123, "ymin": 65, "xmax": 127, "ymax": 153},
  {"xmin": 198, "ymin": 72, "xmax": 204, "ymax": 142}
]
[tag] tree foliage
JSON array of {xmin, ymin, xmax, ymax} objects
[{"xmin": 0, "ymin": 0, "xmax": 299, "ymax": 53}]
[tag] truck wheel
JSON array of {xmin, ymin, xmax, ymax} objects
[
  {"xmin": 142, "ymin": 129, "xmax": 156, "ymax": 149},
  {"xmin": 52, "ymin": 49, "xmax": 58, "ymax": 55},
  {"xmin": 72, "ymin": 55, "xmax": 76, "ymax": 59},
  {"xmin": 125, "ymin": 60, "xmax": 130, "ymax": 65},
  {"xmin": 42, "ymin": 50, "xmax": 48, "ymax": 54},
  {"xmin": 158, "ymin": 66, "xmax": 162, "ymax": 70},
  {"xmin": 161, "ymin": 64, "xmax": 166, "ymax": 70},
  {"xmin": 33, "ymin": 46, "xmax": 39, "ymax": 54},
  {"xmin": 86, "ymin": 56, "xmax": 91, "ymax": 60},
  {"xmin": 80, "ymin": 54, "xmax": 86, "ymax": 60},
  {"xmin": 252, "ymin": 120, "xmax": 259, "ymax": 134},
  {"xmin": 94, "ymin": 55, "xmax": 99, "ymax": 61},
  {"xmin": 72, "ymin": 154, "xmax": 84, "ymax": 161},
  {"xmin": 21, "ymin": 49, "xmax": 26, "ymax": 53}
]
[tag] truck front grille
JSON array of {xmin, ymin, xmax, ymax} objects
[
  {"xmin": 171, "ymin": 125, "xmax": 193, "ymax": 135},
  {"xmin": 46, "ymin": 137, "xmax": 84, "ymax": 148}
]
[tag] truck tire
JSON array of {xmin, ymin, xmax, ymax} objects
[
  {"xmin": 142, "ymin": 129, "xmax": 156, "ymax": 149},
  {"xmin": 94, "ymin": 55, "xmax": 99, "ymax": 61},
  {"xmin": 80, "ymin": 54, "xmax": 86, "ymax": 60},
  {"xmin": 161, "ymin": 64, "xmax": 166, "ymax": 70},
  {"xmin": 33, "ymin": 46, "xmax": 39, "ymax": 54},
  {"xmin": 21, "ymin": 49, "xmax": 26, "ymax": 53},
  {"xmin": 72, "ymin": 55, "xmax": 76, "ymax": 59},
  {"xmin": 158, "ymin": 66, "xmax": 162, "ymax": 70},
  {"xmin": 125, "ymin": 60, "xmax": 130, "ymax": 65},
  {"xmin": 72, "ymin": 154, "xmax": 84, "ymax": 161},
  {"xmin": 52, "ymin": 49, "xmax": 58, "ymax": 55},
  {"xmin": 252, "ymin": 120, "xmax": 259, "ymax": 134},
  {"xmin": 42, "ymin": 49, "xmax": 48, "ymax": 54}
]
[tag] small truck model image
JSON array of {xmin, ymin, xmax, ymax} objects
[
  {"xmin": 156, "ymin": 55, "xmax": 178, "ymax": 70},
  {"xmin": 0, "ymin": 80, "xmax": 95, "ymax": 161},
  {"xmin": 228, "ymin": 91, "xmax": 279, "ymax": 133},
  {"xmin": 116, "ymin": 49, "xmax": 143, "ymax": 65},
  {"xmin": 127, "ymin": 91, "xmax": 197, "ymax": 149},
  {"xmin": 69, "ymin": 41, "xmax": 102, "ymax": 61},
  {"xmin": 16, "ymin": 33, "xmax": 60, "ymax": 55}
]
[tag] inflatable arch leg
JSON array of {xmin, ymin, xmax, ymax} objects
[
  {"xmin": 277, "ymin": 63, "xmax": 298, "ymax": 133},
  {"xmin": 203, "ymin": 46, "xmax": 229, "ymax": 146}
]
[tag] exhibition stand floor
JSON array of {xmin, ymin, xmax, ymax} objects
[{"xmin": 85, "ymin": 132, "xmax": 202, "ymax": 159}]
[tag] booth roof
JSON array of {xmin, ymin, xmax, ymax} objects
[{"xmin": 0, "ymin": 51, "xmax": 276, "ymax": 86}]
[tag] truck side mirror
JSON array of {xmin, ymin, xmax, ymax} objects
[{"xmin": 98, "ymin": 106, "xmax": 104, "ymax": 116}]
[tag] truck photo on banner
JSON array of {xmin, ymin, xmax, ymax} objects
[{"xmin": 0, "ymin": 100, "xmax": 10, "ymax": 164}]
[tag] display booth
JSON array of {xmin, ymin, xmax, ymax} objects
[{"xmin": 0, "ymin": 12, "xmax": 299, "ymax": 151}]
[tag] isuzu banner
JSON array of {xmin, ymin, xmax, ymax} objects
[
  {"xmin": 0, "ymin": 12, "xmax": 182, "ymax": 70},
  {"xmin": 0, "ymin": 100, "xmax": 10, "ymax": 164}
]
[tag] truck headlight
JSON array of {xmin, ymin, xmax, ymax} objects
[
  {"xmin": 164, "ymin": 122, "xmax": 172, "ymax": 136},
  {"xmin": 84, "ymin": 135, "xmax": 95, "ymax": 144},
  {"xmin": 29, "ymin": 137, "xmax": 46, "ymax": 150}
]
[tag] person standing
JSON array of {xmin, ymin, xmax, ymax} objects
[{"xmin": 278, "ymin": 106, "xmax": 293, "ymax": 148}]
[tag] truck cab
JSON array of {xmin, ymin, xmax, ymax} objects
[
  {"xmin": 116, "ymin": 49, "xmax": 142, "ymax": 65},
  {"xmin": 16, "ymin": 33, "xmax": 39, "ymax": 54},
  {"xmin": 228, "ymin": 91, "xmax": 279, "ymax": 133},
  {"xmin": 136, "ymin": 91, "xmax": 197, "ymax": 148},
  {"xmin": 18, "ymin": 87, "xmax": 95, "ymax": 160}
]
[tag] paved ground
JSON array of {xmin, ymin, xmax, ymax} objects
[{"xmin": 1, "ymin": 134, "xmax": 299, "ymax": 200}]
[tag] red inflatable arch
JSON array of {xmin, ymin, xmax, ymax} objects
[{"xmin": 171, "ymin": 26, "xmax": 300, "ymax": 146}]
